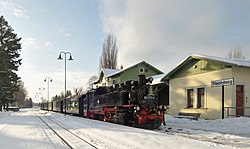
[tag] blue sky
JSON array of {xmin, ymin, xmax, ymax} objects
[
  {"xmin": 1, "ymin": 0, "xmax": 250, "ymax": 102},
  {"xmin": 1, "ymin": 0, "xmax": 104, "ymax": 102}
]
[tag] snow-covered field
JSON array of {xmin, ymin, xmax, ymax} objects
[{"xmin": 0, "ymin": 108, "xmax": 249, "ymax": 149}]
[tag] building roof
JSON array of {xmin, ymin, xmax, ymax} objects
[
  {"xmin": 106, "ymin": 61, "xmax": 163, "ymax": 78},
  {"xmin": 148, "ymin": 74, "xmax": 166, "ymax": 85},
  {"xmin": 92, "ymin": 68, "xmax": 120, "ymax": 84},
  {"xmin": 191, "ymin": 54, "xmax": 250, "ymax": 67},
  {"xmin": 162, "ymin": 54, "xmax": 250, "ymax": 81},
  {"xmin": 101, "ymin": 68, "xmax": 120, "ymax": 76}
]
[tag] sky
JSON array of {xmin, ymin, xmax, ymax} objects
[{"xmin": 1, "ymin": 0, "xmax": 250, "ymax": 102}]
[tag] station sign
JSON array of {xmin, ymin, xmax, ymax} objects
[{"xmin": 211, "ymin": 78, "xmax": 234, "ymax": 87}]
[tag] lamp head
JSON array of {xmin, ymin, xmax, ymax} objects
[
  {"xmin": 68, "ymin": 55, "xmax": 73, "ymax": 60},
  {"xmin": 57, "ymin": 54, "xmax": 63, "ymax": 60}
]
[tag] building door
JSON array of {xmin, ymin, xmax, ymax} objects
[{"xmin": 236, "ymin": 85, "xmax": 244, "ymax": 116}]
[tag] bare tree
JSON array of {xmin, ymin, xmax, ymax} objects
[
  {"xmin": 16, "ymin": 81, "xmax": 28, "ymax": 108},
  {"xmin": 228, "ymin": 47, "xmax": 245, "ymax": 59},
  {"xmin": 73, "ymin": 87, "xmax": 85, "ymax": 96},
  {"xmin": 99, "ymin": 34, "xmax": 118, "ymax": 70},
  {"xmin": 87, "ymin": 75, "xmax": 98, "ymax": 89}
]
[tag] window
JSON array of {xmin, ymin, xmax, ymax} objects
[
  {"xmin": 139, "ymin": 67, "xmax": 145, "ymax": 73},
  {"xmin": 197, "ymin": 88, "xmax": 205, "ymax": 108},
  {"xmin": 187, "ymin": 89, "xmax": 194, "ymax": 108},
  {"xmin": 186, "ymin": 87, "xmax": 206, "ymax": 108}
]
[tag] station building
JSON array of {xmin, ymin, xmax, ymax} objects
[{"xmin": 161, "ymin": 54, "xmax": 250, "ymax": 119}]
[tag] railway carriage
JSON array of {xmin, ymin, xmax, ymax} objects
[
  {"xmin": 65, "ymin": 95, "xmax": 84, "ymax": 116},
  {"xmin": 52, "ymin": 99, "xmax": 63, "ymax": 113},
  {"xmin": 48, "ymin": 102, "xmax": 53, "ymax": 111}
]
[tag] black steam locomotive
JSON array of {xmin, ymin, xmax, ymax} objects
[{"xmin": 42, "ymin": 75, "xmax": 166, "ymax": 129}]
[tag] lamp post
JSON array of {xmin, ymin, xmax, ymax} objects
[
  {"xmin": 35, "ymin": 92, "xmax": 41, "ymax": 110},
  {"xmin": 39, "ymin": 87, "xmax": 45, "ymax": 100},
  {"xmin": 44, "ymin": 77, "xmax": 52, "ymax": 102},
  {"xmin": 57, "ymin": 51, "xmax": 73, "ymax": 116},
  {"xmin": 39, "ymin": 87, "xmax": 45, "ymax": 109}
]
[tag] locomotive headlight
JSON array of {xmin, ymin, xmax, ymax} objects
[
  {"xmin": 147, "ymin": 77, "xmax": 154, "ymax": 83},
  {"xmin": 160, "ymin": 105, "xmax": 167, "ymax": 111}
]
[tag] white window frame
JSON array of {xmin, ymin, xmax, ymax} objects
[{"xmin": 185, "ymin": 86, "xmax": 207, "ymax": 109}]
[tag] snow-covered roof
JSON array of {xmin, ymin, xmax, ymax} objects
[
  {"xmin": 106, "ymin": 61, "xmax": 163, "ymax": 78},
  {"xmin": 191, "ymin": 54, "xmax": 250, "ymax": 67},
  {"xmin": 92, "ymin": 68, "xmax": 120, "ymax": 84},
  {"xmin": 162, "ymin": 54, "xmax": 250, "ymax": 80},
  {"xmin": 101, "ymin": 68, "xmax": 120, "ymax": 76},
  {"xmin": 148, "ymin": 74, "xmax": 166, "ymax": 85}
]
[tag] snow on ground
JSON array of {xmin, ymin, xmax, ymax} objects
[
  {"xmin": 163, "ymin": 115, "xmax": 250, "ymax": 137},
  {"xmin": 0, "ymin": 108, "xmax": 249, "ymax": 149},
  {"xmin": 157, "ymin": 115, "xmax": 250, "ymax": 148}
]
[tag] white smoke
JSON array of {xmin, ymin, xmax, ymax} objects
[{"xmin": 100, "ymin": 0, "xmax": 250, "ymax": 72}]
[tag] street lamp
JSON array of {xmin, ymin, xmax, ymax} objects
[
  {"xmin": 35, "ymin": 92, "xmax": 41, "ymax": 109},
  {"xmin": 57, "ymin": 51, "xmax": 73, "ymax": 116},
  {"xmin": 39, "ymin": 87, "xmax": 45, "ymax": 103},
  {"xmin": 44, "ymin": 77, "xmax": 52, "ymax": 102},
  {"xmin": 39, "ymin": 87, "xmax": 45, "ymax": 98}
]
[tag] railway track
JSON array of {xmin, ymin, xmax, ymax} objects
[{"xmin": 35, "ymin": 113, "xmax": 98, "ymax": 149}]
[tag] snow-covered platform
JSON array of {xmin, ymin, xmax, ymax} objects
[{"xmin": 1, "ymin": 109, "xmax": 249, "ymax": 149}]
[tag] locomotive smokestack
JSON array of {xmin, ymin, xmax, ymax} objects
[
  {"xmin": 125, "ymin": 80, "xmax": 132, "ymax": 90},
  {"xmin": 138, "ymin": 74, "xmax": 147, "ymax": 87}
]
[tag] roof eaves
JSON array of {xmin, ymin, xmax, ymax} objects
[
  {"xmin": 162, "ymin": 54, "xmax": 250, "ymax": 82},
  {"xmin": 143, "ymin": 61, "xmax": 164, "ymax": 74},
  {"xmin": 105, "ymin": 61, "xmax": 145, "ymax": 78},
  {"xmin": 190, "ymin": 54, "xmax": 245, "ymax": 67},
  {"xmin": 161, "ymin": 55, "xmax": 193, "ymax": 81}
]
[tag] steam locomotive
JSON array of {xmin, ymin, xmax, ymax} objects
[{"xmin": 42, "ymin": 75, "xmax": 166, "ymax": 129}]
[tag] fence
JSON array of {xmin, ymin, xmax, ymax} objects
[{"xmin": 224, "ymin": 107, "xmax": 250, "ymax": 118}]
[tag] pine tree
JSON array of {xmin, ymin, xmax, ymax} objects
[{"xmin": 0, "ymin": 15, "xmax": 22, "ymax": 111}]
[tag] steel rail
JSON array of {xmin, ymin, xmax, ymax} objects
[{"xmin": 35, "ymin": 113, "xmax": 98, "ymax": 149}]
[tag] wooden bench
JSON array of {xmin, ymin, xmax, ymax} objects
[
  {"xmin": 176, "ymin": 112, "xmax": 201, "ymax": 120},
  {"xmin": 4, "ymin": 107, "xmax": 20, "ymax": 112}
]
